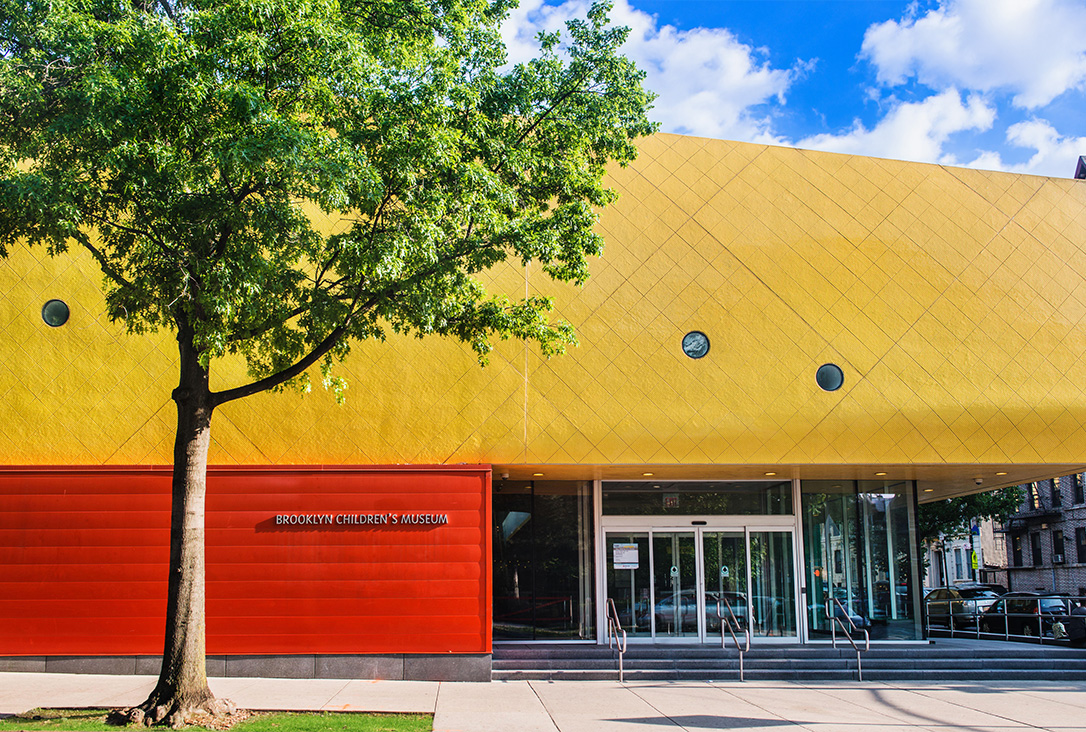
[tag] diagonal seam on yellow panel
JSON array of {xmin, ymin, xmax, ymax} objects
[{"xmin": 104, "ymin": 397, "xmax": 174, "ymax": 465}]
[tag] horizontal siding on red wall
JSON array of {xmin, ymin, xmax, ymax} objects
[{"xmin": 0, "ymin": 466, "xmax": 491, "ymax": 656}]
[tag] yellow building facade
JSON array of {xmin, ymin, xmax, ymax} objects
[
  {"xmin": 5, "ymin": 133, "xmax": 1086, "ymax": 651},
  {"xmin": 6, "ymin": 133, "xmax": 1086, "ymax": 489}
]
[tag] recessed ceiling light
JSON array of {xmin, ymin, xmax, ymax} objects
[
  {"xmin": 643, "ymin": 472, "xmax": 654, "ymax": 476},
  {"xmin": 875, "ymin": 472, "xmax": 887, "ymax": 477},
  {"xmin": 924, "ymin": 488, "xmax": 934, "ymax": 493},
  {"xmin": 996, "ymin": 472, "xmax": 1008, "ymax": 476},
  {"xmin": 764, "ymin": 471, "xmax": 776, "ymax": 476},
  {"xmin": 532, "ymin": 473, "xmax": 543, "ymax": 477}
]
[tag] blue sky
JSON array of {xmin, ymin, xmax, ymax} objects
[{"xmin": 502, "ymin": 0, "xmax": 1086, "ymax": 177}]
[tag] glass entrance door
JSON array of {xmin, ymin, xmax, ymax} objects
[
  {"xmin": 652, "ymin": 532, "xmax": 698, "ymax": 638},
  {"xmin": 605, "ymin": 527, "xmax": 797, "ymax": 642},
  {"xmin": 702, "ymin": 531, "xmax": 747, "ymax": 638}
]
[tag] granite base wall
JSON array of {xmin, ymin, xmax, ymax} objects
[{"xmin": 0, "ymin": 654, "xmax": 491, "ymax": 682}]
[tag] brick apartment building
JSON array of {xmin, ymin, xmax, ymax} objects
[{"xmin": 1005, "ymin": 474, "xmax": 1086, "ymax": 595}]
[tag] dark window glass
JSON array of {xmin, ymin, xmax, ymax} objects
[
  {"xmin": 1030, "ymin": 533, "xmax": 1043, "ymax": 566},
  {"xmin": 602, "ymin": 481, "xmax": 792, "ymax": 516},
  {"xmin": 1012, "ymin": 535, "xmax": 1023, "ymax": 567},
  {"xmin": 492, "ymin": 480, "xmax": 594, "ymax": 640},
  {"xmin": 1075, "ymin": 474, "xmax": 1085, "ymax": 505},
  {"xmin": 1054, "ymin": 530, "xmax": 1065, "ymax": 558},
  {"xmin": 1051, "ymin": 478, "xmax": 1062, "ymax": 508},
  {"xmin": 41, "ymin": 299, "xmax": 70, "ymax": 327},
  {"xmin": 816, "ymin": 363, "xmax": 844, "ymax": 391},
  {"xmin": 1077, "ymin": 527, "xmax": 1086, "ymax": 564}
]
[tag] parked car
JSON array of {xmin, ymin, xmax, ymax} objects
[
  {"xmin": 639, "ymin": 590, "xmax": 748, "ymax": 634},
  {"xmin": 713, "ymin": 591, "xmax": 749, "ymax": 632},
  {"xmin": 924, "ymin": 585, "xmax": 1001, "ymax": 628},
  {"xmin": 810, "ymin": 600, "xmax": 872, "ymax": 631},
  {"xmin": 978, "ymin": 594, "xmax": 1071, "ymax": 638}
]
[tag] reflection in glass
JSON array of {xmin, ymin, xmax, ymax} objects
[
  {"xmin": 801, "ymin": 480, "xmax": 921, "ymax": 640},
  {"xmin": 603, "ymin": 481, "xmax": 792, "ymax": 516},
  {"xmin": 606, "ymin": 532, "xmax": 651, "ymax": 638},
  {"xmin": 750, "ymin": 531, "xmax": 797, "ymax": 638},
  {"xmin": 493, "ymin": 480, "xmax": 595, "ymax": 640},
  {"xmin": 702, "ymin": 532, "xmax": 746, "ymax": 636},
  {"xmin": 652, "ymin": 532, "xmax": 698, "ymax": 637}
]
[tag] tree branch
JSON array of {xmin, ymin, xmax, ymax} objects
[
  {"xmin": 211, "ymin": 231, "xmax": 493, "ymax": 407},
  {"xmin": 514, "ymin": 69, "xmax": 592, "ymax": 148},
  {"xmin": 79, "ymin": 236, "xmax": 136, "ymax": 292}
]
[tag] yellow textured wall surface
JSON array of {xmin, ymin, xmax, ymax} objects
[{"xmin": 4, "ymin": 133, "xmax": 1086, "ymax": 472}]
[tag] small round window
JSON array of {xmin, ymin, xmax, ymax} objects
[
  {"xmin": 42, "ymin": 299, "xmax": 70, "ymax": 327},
  {"xmin": 816, "ymin": 363, "xmax": 844, "ymax": 392},
  {"xmin": 682, "ymin": 331, "xmax": 710, "ymax": 359}
]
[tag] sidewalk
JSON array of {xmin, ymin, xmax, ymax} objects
[{"xmin": 3, "ymin": 673, "xmax": 1086, "ymax": 731}]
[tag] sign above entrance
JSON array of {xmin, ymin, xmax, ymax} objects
[{"xmin": 613, "ymin": 543, "xmax": 639, "ymax": 569}]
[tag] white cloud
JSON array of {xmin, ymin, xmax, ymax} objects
[
  {"xmin": 795, "ymin": 89, "xmax": 995, "ymax": 164},
  {"xmin": 501, "ymin": 0, "xmax": 804, "ymax": 141},
  {"xmin": 861, "ymin": 0, "xmax": 1086, "ymax": 109},
  {"xmin": 963, "ymin": 120, "xmax": 1086, "ymax": 177}
]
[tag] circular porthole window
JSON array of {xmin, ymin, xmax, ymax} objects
[
  {"xmin": 816, "ymin": 363, "xmax": 844, "ymax": 392},
  {"xmin": 41, "ymin": 299, "xmax": 70, "ymax": 327},
  {"xmin": 682, "ymin": 331, "xmax": 710, "ymax": 359}
]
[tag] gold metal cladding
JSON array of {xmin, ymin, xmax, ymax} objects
[{"xmin": 5, "ymin": 134, "xmax": 1086, "ymax": 498}]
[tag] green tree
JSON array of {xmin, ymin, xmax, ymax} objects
[
  {"xmin": 0, "ymin": 0, "xmax": 654, "ymax": 722},
  {"xmin": 918, "ymin": 486, "xmax": 1023, "ymax": 548}
]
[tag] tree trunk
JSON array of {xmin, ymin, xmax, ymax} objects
[{"xmin": 129, "ymin": 324, "xmax": 234, "ymax": 727}]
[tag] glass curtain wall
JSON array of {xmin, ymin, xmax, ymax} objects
[
  {"xmin": 493, "ymin": 480, "xmax": 595, "ymax": 640},
  {"xmin": 801, "ymin": 480, "xmax": 921, "ymax": 640},
  {"xmin": 750, "ymin": 531, "xmax": 798, "ymax": 638}
]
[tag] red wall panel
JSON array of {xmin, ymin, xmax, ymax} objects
[{"xmin": 0, "ymin": 465, "xmax": 492, "ymax": 656}]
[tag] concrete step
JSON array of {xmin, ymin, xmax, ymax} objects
[{"xmin": 492, "ymin": 641, "xmax": 1086, "ymax": 681}]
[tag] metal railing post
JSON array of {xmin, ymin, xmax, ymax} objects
[
  {"xmin": 827, "ymin": 597, "xmax": 870, "ymax": 681},
  {"xmin": 717, "ymin": 597, "xmax": 750, "ymax": 682},
  {"xmin": 606, "ymin": 598, "xmax": 627, "ymax": 683}
]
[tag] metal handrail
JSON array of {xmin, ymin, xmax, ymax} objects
[
  {"xmin": 827, "ymin": 597, "xmax": 870, "ymax": 681},
  {"xmin": 717, "ymin": 597, "xmax": 751, "ymax": 681},
  {"xmin": 925, "ymin": 593, "xmax": 1086, "ymax": 644},
  {"xmin": 606, "ymin": 598, "xmax": 628, "ymax": 683}
]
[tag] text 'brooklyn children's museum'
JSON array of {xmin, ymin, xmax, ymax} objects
[{"xmin": 274, "ymin": 513, "xmax": 450, "ymax": 526}]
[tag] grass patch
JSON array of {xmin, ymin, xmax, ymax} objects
[{"xmin": 0, "ymin": 710, "xmax": 431, "ymax": 732}]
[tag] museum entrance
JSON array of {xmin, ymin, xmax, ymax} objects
[
  {"xmin": 599, "ymin": 479, "xmax": 800, "ymax": 643},
  {"xmin": 604, "ymin": 526, "xmax": 798, "ymax": 643}
]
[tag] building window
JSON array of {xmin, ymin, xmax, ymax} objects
[
  {"xmin": 1077, "ymin": 527, "xmax": 1086, "ymax": 564},
  {"xmin": 1012, "ymin": 535, "xmax": 1023, "ymax": 567},
  {"xmin": 1028, "ymin": 483, "xmax": 1041, "ymax": 510},
  {"xmin": 493, "ymin": 480, "xmax": 595, "ymax": 641},
  {"xmin": 41, "ymin": 299, "xmax": 70, "ymax": 327},
  {"xmin": 1051, "ymin": 478, "xmax": 1062, "ymax": 508},
  {"xmin": 1054, "ymin": 530, "xmax": 1065, "ymax": 562},
  {"xmin": 1075, "ymin": 474, "xmax": 1085, "ymax": 505},
  {"xmin": 1030, "ymin": 533, "xmax": 1043, "ymax": 566},
  {"xmin": 816, "ymin": 363, "xmax": 844, "ymax": 391},
  {"xmin": 954, "ymin": 547, "xmax": 964, "ymax": 578}
]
